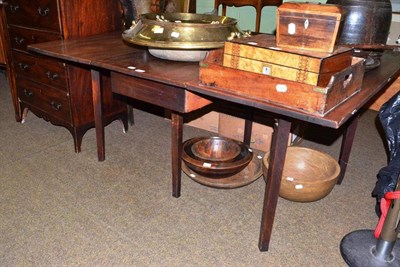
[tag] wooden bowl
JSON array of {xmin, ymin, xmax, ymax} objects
[
  {"xmin": 263, "ymin": 146, "xmax": 340, "ymax": 202},
  {"xmin": 182, "ymin": 136, "xmax": 253, "ymax": 178},
  {"xmin": 191, "ymin": 136, "xmax": 241, "ymax": 162}
]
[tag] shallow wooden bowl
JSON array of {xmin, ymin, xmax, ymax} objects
[
  {"xmin": 191, "ymin": 136, "xmax": 241, "ymax": 162},
  {"xmin": 263, "ymin": 146, "xmax": 340, "ymax": 202},
  {"xmin": 182, "ymin": 136, "xmax": 253, "ymax": 178}
]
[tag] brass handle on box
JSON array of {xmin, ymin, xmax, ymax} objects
[
  {"xmin": 37, "ymin": 7, "xmax": 50, "ymax": 16},
  {"xmin": 23, "ymin": 89, "xmax": 33, "ymax": 98},
  {"xmin": 14, "ymin": 37, "xmax": 25, "ymax": 46},
  {"xmin": 51, "ymin": 101, "xmax": 62, "ymax": 111},
  {"xmin": 18, "ymin": 62, "xmax": 29, "ymax": 71},
  {"xmin": 46, "ymin": 71, "xmax": 59, "ymax": 81},
  {"xmin": 343, "ymin": 73, "xmax": 353, "ymax": 88},
  {"xmin": 9, "ymin": 5, "xmax": 19, "ymax": 13}
]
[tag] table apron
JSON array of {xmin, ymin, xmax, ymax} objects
[{"xmin": 111, "ymin": 72, "xmax": 211, "ymax": 113}]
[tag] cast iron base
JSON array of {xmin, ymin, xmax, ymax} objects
[{"xmin": 340, "ymin": 229, "xmax": 400, "ymax": 267}]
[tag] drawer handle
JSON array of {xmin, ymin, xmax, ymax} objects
[
  {"xmin": 18, "ymin": 63, "xmax": 29, "ymax": 71},
  {"xmin": 9, "ymin": 5, "xmax": 20, "ymax": 13},
  {"xmin": 51, "ymin": 101, "xmax": 62, "ymax": 111},
  {"xmin": 23, "ymin": 89, "xmax": 34, "ymax": 98},
  {"xmin": 37, "ymin": 7, "xmax": 50, "ymax": 16},
  {"xmin": 14, "ymin": 37, "xmax": 25, "ymax": 46},
  {"xmin": 46, "ymin": 71, "xmax": 59, "ymax": 81}
]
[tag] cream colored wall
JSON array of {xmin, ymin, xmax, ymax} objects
[
  {"xmin": 196, "ymin": 0, "xmax": 326, "ymax": 34},
  {"xmin": 388, "ymin": 13, "xmax": 400, "ymax": 45}
]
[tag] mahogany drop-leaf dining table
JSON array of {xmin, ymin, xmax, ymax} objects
[{"xmin": 28, "ymin": 31, "xmax": 400, "ymax": 251}]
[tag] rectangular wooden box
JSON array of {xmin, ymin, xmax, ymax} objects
[
  {"xmin": 199, "ymin": 49, "xmax": 365, "ymax": 116},
  {"xmin": 276, "ymin": 2, "xmax": 343, "ymax": 53},
  {"xmin": 223, "ymin": 34, "xmax": 353, "ymax": 87}
]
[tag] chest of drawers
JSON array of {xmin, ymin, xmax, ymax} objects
[
  {"xmin": 4, "ymin": 0, "xmax": 128, "ymax": 152},
  {"xmin": 0, "ymin": 1, "xmax": 7, "ymax": 66}
]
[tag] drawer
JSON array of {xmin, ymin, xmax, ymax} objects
[
  {"xmin": 17, "ymin": 76, "xmax": 71, "ymax": 123},
  {"xmin": 5, "ymin": 0, "xmax": 60, "ymax": 33},
  {"xmin": 111, "ymin": 72, "xmax": 212, "ymax": 113},
  {"xmin": 13, "ymin": 51, "xmax": 67, "ymax": 90},
  {"xmin": 8, "ymin": 26, "xmax": 61, "ymax": 53}
]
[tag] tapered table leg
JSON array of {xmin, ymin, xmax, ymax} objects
[
  {"xmin": 337, "ymin": 115, "xmax": 360, "ymax": 185},
  {"xmin": 91, "ymin": 69, "xmax": 105, "ymax": 162},
  {"xmin": 259, "ymin": 118, "xmax": 292, "ymax": 251},
  {"xmin": 171, "ymin": 112, "xmax": 183, "ymax": 198},
  {"xmin": 243, "ymin": 109, "xmax": 254, "ymax": 146}
]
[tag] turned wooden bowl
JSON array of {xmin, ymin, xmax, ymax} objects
[
  {"xmin": 182, "ymin": 136, "xmax": 253, "ymax": 178},
  {"xmin": 263, "ymin": 146, "xmax": 340, "ymax": 202},
  {"xmin": 191, "ymin": 136, "xmax": 241, "ymax": 162}
]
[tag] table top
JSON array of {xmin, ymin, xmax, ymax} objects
[
  {"xmin": 29, "ymin": 31, "xmax": 400, "ymax": 129},
  {"xmin": 29, "ymin": 31, "xmax": 199, "ymax": 89}
]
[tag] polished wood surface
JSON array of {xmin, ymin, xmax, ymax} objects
[
  {"xmin": 190, "ymin": 50, "xmax": 400, "ymax": 129},
  {"xmin": 111, "ymin": 72, "xmax": 211, "ymax": 113},
  {"xmin": 28, "ymin": 32, "xmax": 210, "ymax": 191},
  {"xmin": 29, "ymin": 32, "xmax": 200, "ymax": 88},
  {"xmin": 259, "ymin": 118, "xmax": 291, "ymax": 251},
  {"xmin": 223, "ymin": 34, "xmax": 353, "ymax": 87},
  {"xmin": 30, "ymin": 31, "xmax": 400, "ymax": 129},
  {"xmin": 200, "ymin": 49, "xmax": 365, "ymax": 116},
  {"xmin": 181, "ymin": 136, "xmax": 253, "ymax": 178},
  {"xmin": 28, "ymin": 31, "xmax": 400, "ymax": 252},
  {"xmin": 0, "ymin": 1, "xmax": 18, "ymax": 118},
  {"xmin": 276, "ymin": 2, "xmax": 342, "ymax": 53},
  {"xmin": 0, "ymin": 1, "xmax": 7, "ymax": 66},
  {"xmin": 263, "ymin": 146, "xmax": 340, "ymax": 202},
  {"xmin": 4, "ymin": 0, "xmax": 127, "ymax": 152},
  {"xmin": 182, "ymin": 153, "xmax": 262, "ymax": 189}
]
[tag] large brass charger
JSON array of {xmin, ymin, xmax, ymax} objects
[
  {"xmin": 263, "ymin": 146, "xmax": 340, "ymax": 202},
  {"xmin": 122, "ymin": 13, "xmax": 245, "ymax": 61}
]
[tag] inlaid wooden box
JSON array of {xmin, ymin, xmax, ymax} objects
[
  {"xmin": 199, "ymin": 49, "xmax": 365, "ymax": 116},
  {"xmin": 223, "ymin": 34, "xmax": 353, "ymax": 87},
  {"xmin": 276, "ymin": 2, "xmax": 343, "ymax": 53}
]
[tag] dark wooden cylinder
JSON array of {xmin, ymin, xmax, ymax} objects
[{"xmin": 327, "ymin": 0, "xmax": 392, "ymax": 45}]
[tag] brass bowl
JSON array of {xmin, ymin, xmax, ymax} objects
[
  {"xmin": 263, "ymin": 147, "xmax": 340, "ymax": 202},
  {"xmin": 122, "ymin": 13, "xmax": 244, "ymax": 50},
  {"xmin": 182, "ymin": 136, "xmax": 253, "ymax": 178}
]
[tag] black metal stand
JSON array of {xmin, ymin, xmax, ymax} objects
[
  {"xmin": 340, "ymin": 230, "xmax": 400, "ymax": 266},
  {"xmin": 341, "ymin": 178, "xmax": 400, "ymax": 266}
]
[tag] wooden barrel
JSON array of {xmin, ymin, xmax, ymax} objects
[{"xmin": 327, "ymin": 0, "xmax": 392, "ymax": 45}]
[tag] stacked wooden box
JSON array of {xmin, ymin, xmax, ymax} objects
[
  {"xmin": 199, "ymin": 2, "xmax": 365, "ymax": 116},
  {"xmin": 225, "ymin": 1, "xmax": 350, "ymax": 82},
  {"xmin": 223, "ymin": 34, "xmax": 353, "ymax": 87},
  {"xmin": 275, "ymin": 2, "xmax": 343, "ymax": 53}
]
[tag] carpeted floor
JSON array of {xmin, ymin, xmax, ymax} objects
[{"xmin": 0, "ymin": 70, "xmax": 390, "ymax": 266}]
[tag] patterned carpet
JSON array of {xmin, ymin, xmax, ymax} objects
[{"xmin": 0, "ymin": 71, "xmax": 391, "ymax": 266}]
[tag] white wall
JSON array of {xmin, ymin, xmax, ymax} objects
[{"xmin": 388, "ymin": 13, "xmax": 400, "ymax": 45}]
